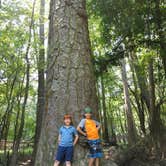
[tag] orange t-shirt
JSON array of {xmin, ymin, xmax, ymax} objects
[{"xmin": 85, "ymin": 119, "xmax": 99, "ymax": 140}]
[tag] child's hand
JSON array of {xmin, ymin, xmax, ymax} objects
[
  {"xmin": 58, "ymin": 139, "xmax": 61, "ymax": 144},
  {"xmin": 97, "ymin": 126, "xmax": 101, "ymax": 131},
  {"xmin": 58, "ymin": 135, "xmax": 61, "ymax": 145},
  {"xmin": 83, "ymin": 133, "xmax": 87, "ymax": 137}
]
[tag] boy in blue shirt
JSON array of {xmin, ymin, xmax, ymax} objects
[{"xmin": 54, "ymin": 114, "xmax": 79, "ymax": 166}]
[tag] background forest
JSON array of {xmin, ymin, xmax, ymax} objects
[{"xmin": 0, "ymin": 0, "xmax": 165, "ymax": 166}]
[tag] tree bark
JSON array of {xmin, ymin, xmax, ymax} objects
[
  {"xmin": 120, "ymin": 58, "xmax": 137, "ymax": 145},
  {"xmin": 96, "ymin": 81, "xmax": 104, "ymax": 137},
  {"xmin": 34, "ymin": 0, "xmax": 98, "ymax": 165},
  {"xmin": 154, "ymin": 0, "xmax": 166, "ymax": 77},
  {"xmin": 108, "ymin": 98, "xmax": 117, "ymax": 145},
  {"xmin": 129, "ymin": 53, "xmax": 146, "ymax": 135},
  {"xmin": 148, "ymin": 59, "xmax": 163, "ymax": 148},
  {"xmin": 32, "ymin": 0, "xmax": 45, "ymax": 164},
  {"xmin": 100, "ymin": 73, "xmax": 109, "ymax": 142},
  {"xmin": 130, "ymin": 52, "xmax": 150, "ymax": 113}
]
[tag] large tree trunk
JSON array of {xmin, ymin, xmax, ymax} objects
[
  {"xmin": 32, "ymin": 0, "xmax": 45, "ymax": 164},
  {"xmin": 34, "ymin": 0, "xmax": 98, "ymax": 165},
  {"xmin": 120, "ymin": 58, "xmax": 137, "ymax": 145}
]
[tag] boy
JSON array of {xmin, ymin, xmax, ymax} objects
[
  {"xmin": 54, "ymin": 114, "xmax": 79, "ymax": 166},
  {"xmin": 77, "ymin": 107, "xmax": 103, "ymax": 166}
]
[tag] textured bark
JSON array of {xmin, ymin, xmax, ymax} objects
[
  {"xmin": 130, "ymin": 53, "xmax": 150, "ymax": 113},
  {"xmin": 34, "ymin": 0, "xmax": 98, "ymax": 165},
  {"xmin": 148, "ymin": 59, "xmax": 163, "ymax": 148},
  {"xmin": 108, "ymin": 98, "xmax": 117, "ymax": 145},
  {"xmin": 154, "ymin": 0, "xmax": 166, "ymax": 77},
  {"xmin": 121, "ymin": 58, "xmax": 137, "ymax": 145},
  {"xmin": 129, "ymin": 54, "xmax": 146, "ymax": 135},
  {"xmin": 32, "ymin": 0, "xmax": 45, "ymax": 164},
  {"xmin": 100, "ymin": 73, "xmax": 109, "ymax": 142}
]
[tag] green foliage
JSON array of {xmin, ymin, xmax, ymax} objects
[
  {"xmin": 0, "ymin": 0, "xmax": 40, "ymax": 142},
  {"xmin": 87, "ymin": 0, "xmax": 166, "ymax": 143},
  {"xmin": 0, "ymin": 0, "xmax": 165, "ymax": 162}
]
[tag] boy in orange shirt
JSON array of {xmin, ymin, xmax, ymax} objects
[{"xmin": 77, "ymin": 107, "xmax": 103, "ymax": 166}]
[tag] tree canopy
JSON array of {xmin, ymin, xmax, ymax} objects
[{"xmin": 0, "ymin": 0, "xmax": 165, "ymax": 165}]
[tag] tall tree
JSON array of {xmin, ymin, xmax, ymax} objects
[
  {"xmin": 129, "ymin": 52, "xmax": 151, "ymax": 113},
  {"xmin": 100, "ymin": 73, "xmax": 109, "ymax": 142},
  {"xmin": 154, "ymin": 0, "xmax": 166, "ymax": 77},
  {"xmin": 148, "ymin": 57, "xmax": 164, "ymax": 148},
  {"xmin": 34, "ymin": 0, "xmax": 98, "ymax": 165},
  {"xmin": 32, "ymin": 0, "xmax": 45, "ymax": 164},
  {"xmin": 128, "ymin": 53, "xmax": 146, "ymax": 135},
  {"xmin": 121, "ymin": 58, "xmax": 137, "ymax": 145},
  {"xmin": 9, "ymin": 0, "xmax": 35, "ymax": 162}
]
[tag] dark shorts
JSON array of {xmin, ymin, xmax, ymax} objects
[
  {"xmin": 55, "ymin": 146, "xmax": 74, "ymax": 162},
  {"xmin": 88, "ymin": 139, "xmax": 103, "ymax": 158}
]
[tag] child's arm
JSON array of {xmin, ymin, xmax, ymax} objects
[
  {"xmin": 77, "ymin": 126, "xmax": 86, "ymax": 136},
  {"xmin": 58, "ymin": 134, "xmax": 61, "ymax": 144},
  {"xmin": 97, "ymin": 125, "xmax": 101, "ymax": 130},
  {"xmin": 58, "ymin": 127, "xmax": 62, "ymax": 144},
  {"xmin": 77, "ymin": 119, "xmax": 86, "ymax": 136},
  {"xmin": 73, "ymin": 134, "xmax": 79, "ymax": 146},
  {"xmin": 95, "ymin": 120, "xmax": 101, "ymax": 130}
]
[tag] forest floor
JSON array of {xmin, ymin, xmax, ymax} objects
[
  {"xmin": 17, "ymin": 146, "xmax": 166, "ymax": 166},
  {"xmin": 17, "ymin": 156, "xmax": 166, "ymax": 166},
  {"xmin": 102, "ymin": 138, "xmax": 166, "ymax": 166},
  {"xmin": 4, "ymin": 138, "xmax": 165, "ymax": 166}
]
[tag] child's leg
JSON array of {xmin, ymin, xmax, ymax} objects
[
  {"xmin": 54, "ymin": 160, "xmax": 60, "ymax": 166},
  {"xmin": 88, "ymin": 158, "xmax": 95, "ymax": 166},
  {"xmin": 95, "ymin": 158, "xmax": 99, "ymax": 166},
  {"xmin": 54, "ymin": 146, "xmax": 65, "ymax": 166},
  {"xmin": 65, "ymin": 146, "xmax": 73, "ymax": 166},
  {"xmin": 66, "ymin": 161, "xmax": 71, "ymax": 166}
]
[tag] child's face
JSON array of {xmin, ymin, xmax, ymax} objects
[
  {"xmin": 85, "ymin": 113, "xmax": 92, "ymax": 119},
  {"xmin": 64, "ymin": 118, "xmax": 71, "ymax": 126}
]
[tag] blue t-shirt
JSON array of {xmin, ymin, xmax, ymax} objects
[{"xmin": 59, "ymin": 125, "xmax": 78, "ymax": 147}]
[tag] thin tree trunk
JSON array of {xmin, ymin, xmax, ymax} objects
[
  {"xmin": 0, "ymin": 72, "xmax": 17, "ymax": 142},
  {"xmin": 34, "ymin": 0, "xmax": 98, "ymax": 165},
  {"xmin": 154, "ymin": 0, "xmax": 166, "ymax": 77},
  {"xmin": 100, "ymin": 73, "xmax": 109, "ymax": 142},
  {"xmin": 129, "ymin": 53, "xmax": 146, "ymax": 135},
  {"xmin": 32, "ymin": 0, "xmax": 45, "ymax": 164},
  {"xmin": 115, "ymin": 108, "xmax": 126, "ymax": 144},
  {"xmin": 130, "ymin": 53, "xmax": 150, "ymax": 113},
  {"xmin": 108, "ymin": 98, "xmax": 117, "ymax": 145},
  {"xmin": 120, "ymin": 58, "xmax": 137, "ymax": 145},
  {"xmin": 146, "ymin": 0, "xmax": 164, "ymax": 148},
  {"xmin": 0, "ymin": 71, "xmax": 19, "ymax": 165},
  {"xmin": 97, "ymin": 81, "xmax": 104, "ymax": 137},
  {"xmin": 148, "ymin": 59, "xmax": 163, "ymax": 148},
  {"xmin": 9, "ymin": 0, "xmax": 35, "ymax": 165}
]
